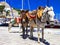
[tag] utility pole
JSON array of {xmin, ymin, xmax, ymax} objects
[
  {"xmin": 28, "ymin": 0, "xmax": 30, "ymax": 10},
  {"xmin": 22, "ymin": 0, "xmax": 23, "ymax": 10}
]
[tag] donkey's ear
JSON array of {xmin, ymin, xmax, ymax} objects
[{"xmin": 50, "ymin": 6, "xmax": 53, "ymax": 10}]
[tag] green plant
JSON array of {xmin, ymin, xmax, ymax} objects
[
  {"xmin": 0, "ymin": 5, "xmax": 5, "ymax": 12},
  {"xmin": 13, "ymin": 8, "xmax": 21, "ymax": 14}
]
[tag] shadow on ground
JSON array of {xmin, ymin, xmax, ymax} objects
[{"xmin": 20, "ymin": 34, "xmax": 50, "ymax": 45}]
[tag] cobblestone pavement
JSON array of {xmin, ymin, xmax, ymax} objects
[{"xmin": 0, "ymin": 27, "xmax": 60, "ymax": 45}]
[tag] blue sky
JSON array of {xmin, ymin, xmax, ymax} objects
[
  {"xmin": 0, "ymin": 0, "xmax": 60, "ymax": 20},
  {"xmin": 0, "ymin": 0, "xmax": 60, "ymax": 13}
]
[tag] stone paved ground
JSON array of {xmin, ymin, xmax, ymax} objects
[{"xmin": 0, "ymin": 27, "xmax": 60, "ymax": 45}]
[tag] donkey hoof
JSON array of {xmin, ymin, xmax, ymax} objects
[
  {"xmin": 29, "ymin": 36, "xmax": 33, "ymax": 39},
  {"xmin": 38, "ymin": 42, "xmax": 40, "ymax": 44}
]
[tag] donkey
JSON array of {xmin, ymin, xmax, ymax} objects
[
  {"xmin": 20, "ymin": 10, "xmax": 29, "ymax": 39},
  {"xmin": 28, "ymin": 6, "xmax": 55, "ymax": 43}
]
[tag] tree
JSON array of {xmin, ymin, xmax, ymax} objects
[
  {"xmin": 0, "ymin": 5, "xmax": 5, "ymax": 14},
  {"xmin": 13, "ymin": 8, "xmax": 21, "ymax": 15}
]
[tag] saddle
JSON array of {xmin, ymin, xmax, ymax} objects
[
  {"xmin": 29, "ymin": 14, "xmax": 36, "ymax": 19},
  {"xmin": 27, "ymin": 13, "xmax": 36, "ymax": 19}
]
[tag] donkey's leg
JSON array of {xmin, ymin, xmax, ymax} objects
[
  {"xmin": 22, "ymin": 24, "xmax": 25, "ymax": 38},
  {"xmin": 37, "ymin": 27, "xmax": 40, "ymax": 44},
  {"xmin": 42, "ymin": 28, "xmax": 44, "ymax": 41},
  {"xmin": 8, "ymin": 23, "xmax": 12, "ymax": 32},
  {"xmin": 26, "ymin": 25, "xmax": 28, "ymax": 35},
  {"xmin": 29, "ymin": 26, "xmax": 33, "ymax": 39},
  {"xmin": 19, "ymin": 23, "xmax": 22, "ymax": 32}
]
